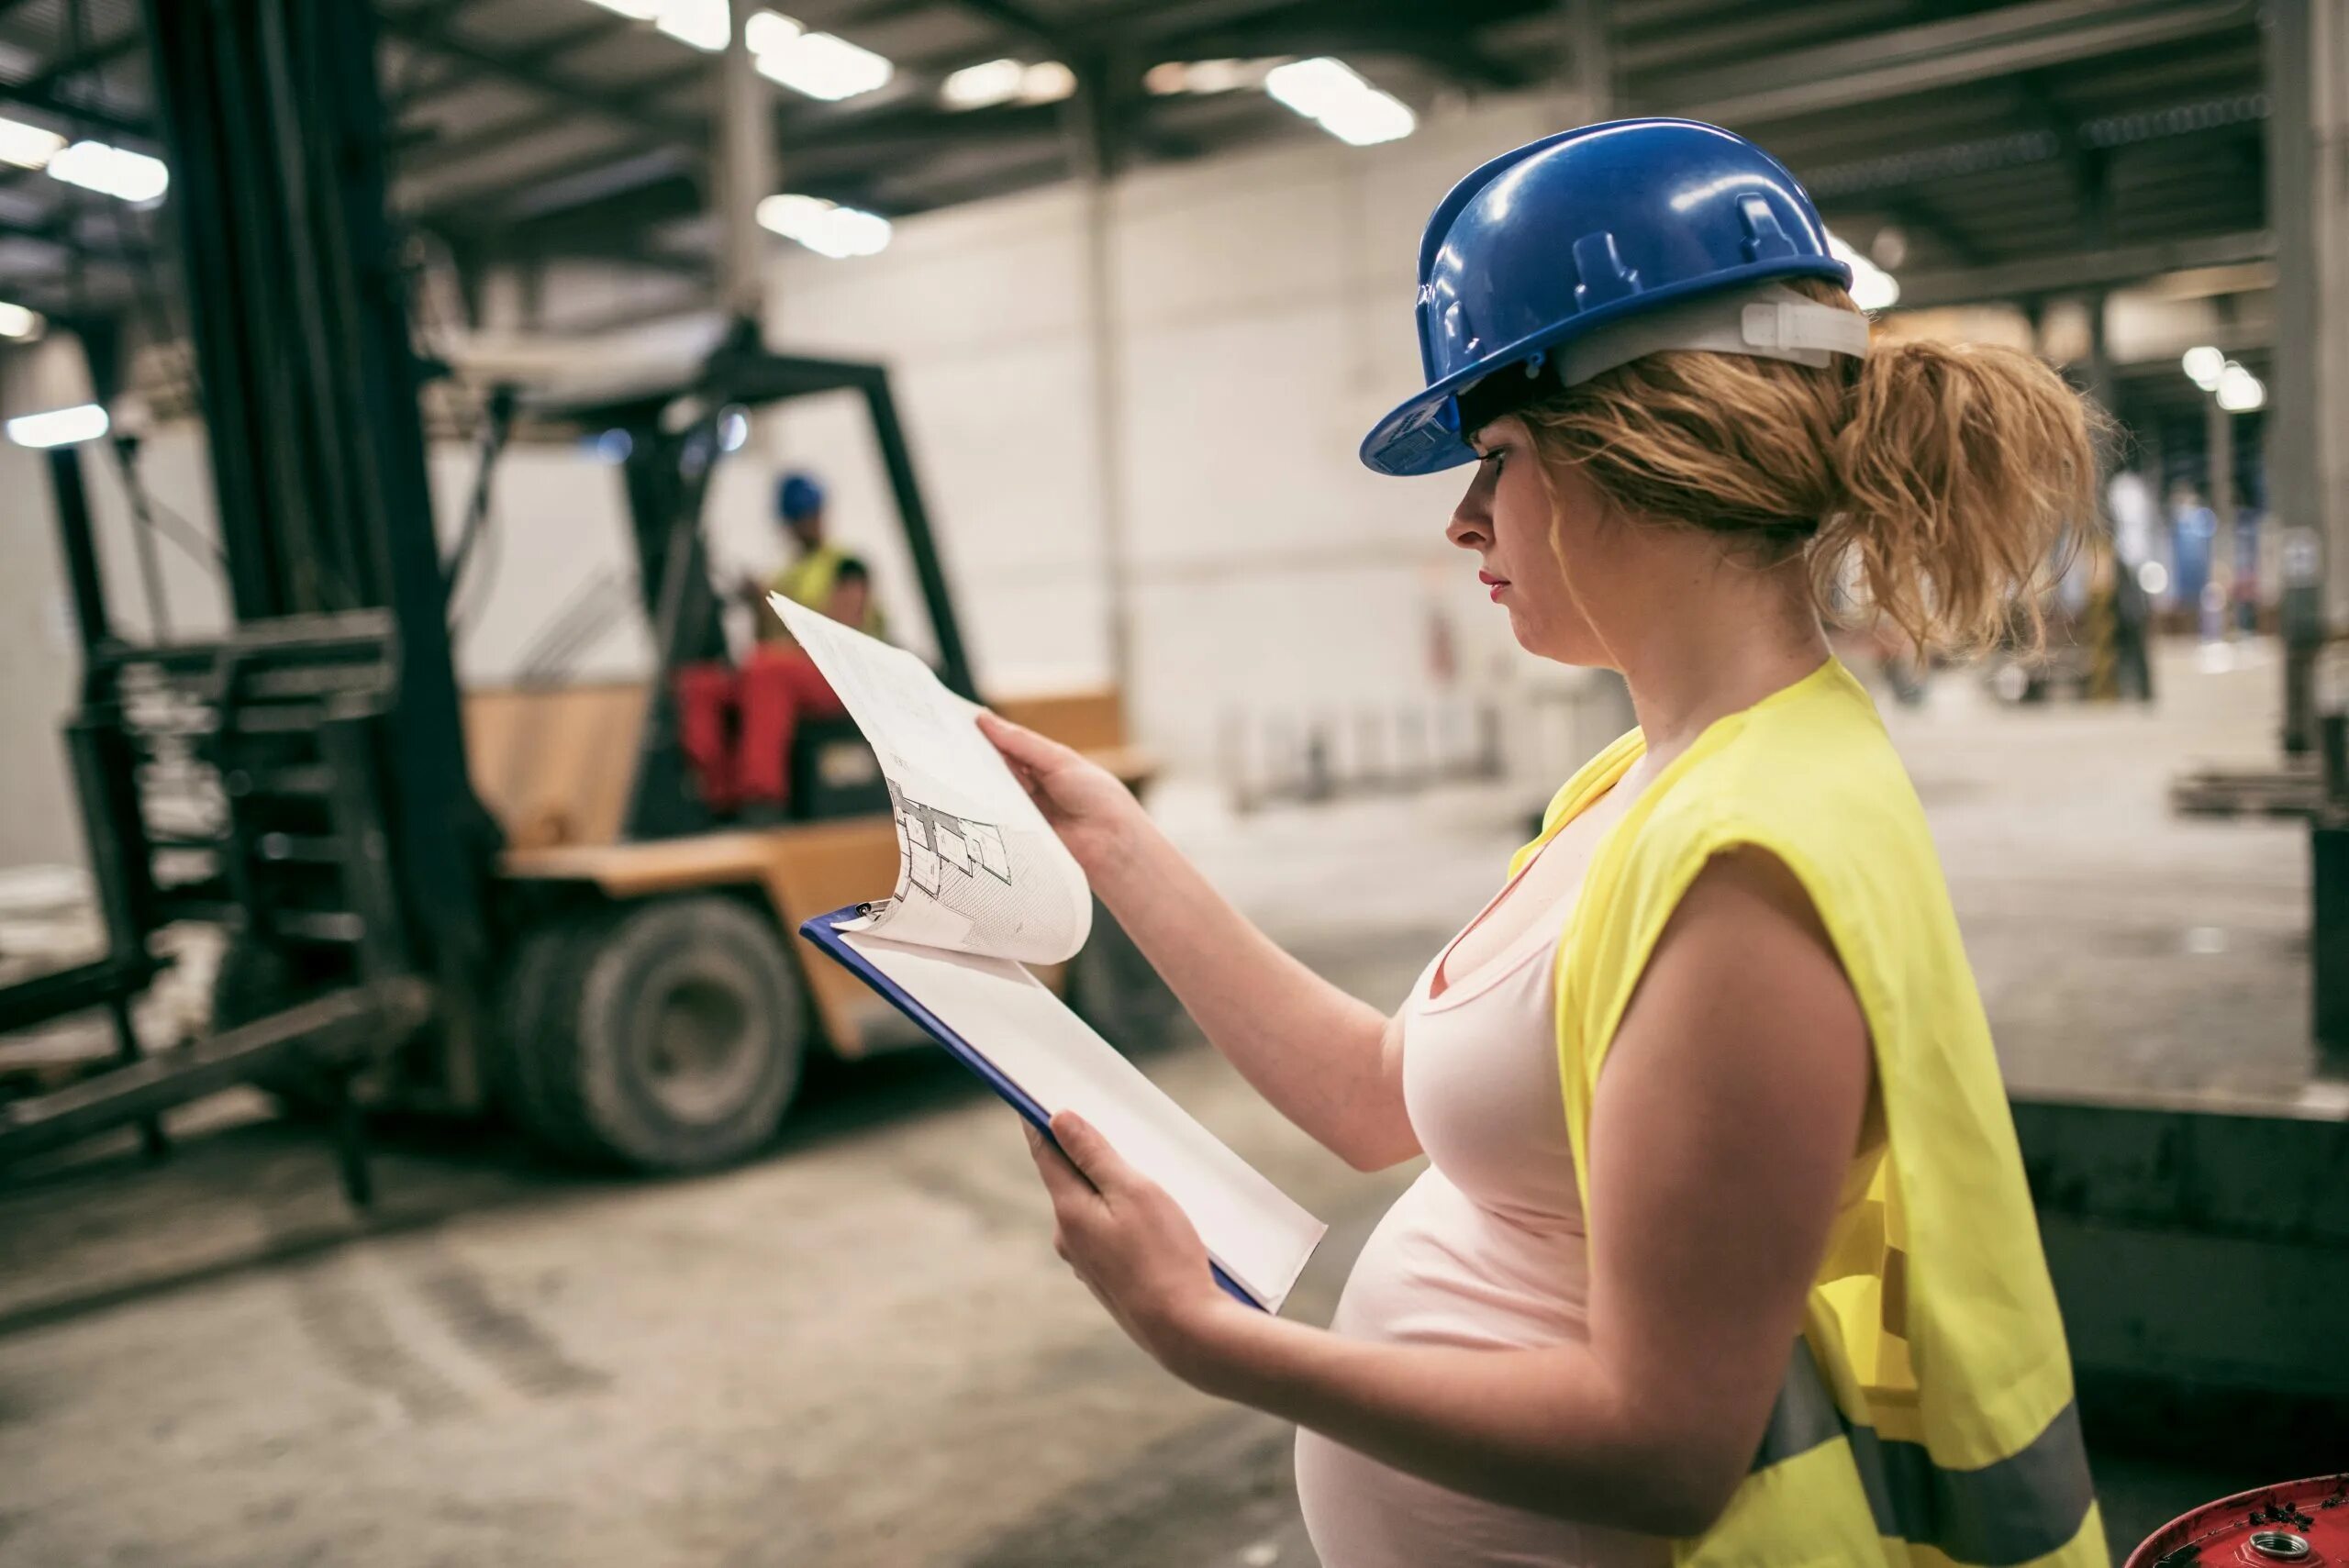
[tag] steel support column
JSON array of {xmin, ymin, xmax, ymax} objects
[
  {"xmin": 718, "ymin": 0, "xmax": 775, "ymax": 327},
  {"xmin": 2266, "ymin": 0, "xmax": 2349, "ymax": 754},
  {"xmin": 1559, "ymin": 0, "xmax": 1611, "ymax": 125},
  {"xmin": 1069, "ymin": 53, "xmax": 1135, "ymax": 694}
]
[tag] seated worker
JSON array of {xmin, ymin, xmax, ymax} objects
[
  {"xmin": 753, "ymin": 470, "xmax": 885, "ymax": 639},
  {"xmin": 677, "ymin": 471, "xmax": 884, "ymax": 820},
  {"xmin": 734, "ymin": 555, "xmax": 873, "ymax": 819}
]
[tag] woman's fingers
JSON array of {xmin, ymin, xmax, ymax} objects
[
  {"xmin": 1025, "ymin": 1120, "xmax": 1100, "ymax": 1207},
  {"xmin": 977, "ymin": 711, "xmax": 1074, "ymax": 774},
  {"xmin": 1048, "ymin": 1112, "xmax": 1138, "ymax": 1199}
]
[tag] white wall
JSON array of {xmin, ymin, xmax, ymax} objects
[
  {"xmin": 0, "ymin": 90, "xmax": 1614, "ymax": 873},
  {"xmin": 761, "ymin": 95, "xmax": 1579, "ymax": 766}
]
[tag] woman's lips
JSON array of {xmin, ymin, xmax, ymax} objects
[{"xmin": 1478, "ymin": 570, "xmax": 1508, "ymax": 602}]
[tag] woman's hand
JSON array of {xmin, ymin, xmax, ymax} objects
[
  {"xmin": 976, "ymin": 713, "xmax": 1148, "ymax": 880},
  {"xmin": 1025, "ymin": 1111, "xmax": 1251, "ymax": 1386}
]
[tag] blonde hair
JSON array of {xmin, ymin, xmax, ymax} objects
[{"xmin": 1518, "ymin": 277, "xmax": 2105, "ymax": 655}]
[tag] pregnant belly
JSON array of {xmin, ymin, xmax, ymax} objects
[{"xmin": 1293, "ymin": 1171, "xmax": 1667, "ymax": 1568}]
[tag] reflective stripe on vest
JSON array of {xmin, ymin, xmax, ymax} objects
[{"xmin": 1752, "ymin": 1340, "xmax": 2097, "ymax": 1566}]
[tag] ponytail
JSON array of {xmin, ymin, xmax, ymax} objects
[
  {"xmin": 1822, "ymin": 329, "xmax": 2102, "ymax": 655},
  {"xmin": 1519, "ymin": 277, "xmax": 2105, "ymax": 655}
]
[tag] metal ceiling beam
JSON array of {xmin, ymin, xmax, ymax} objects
[
  {"xmin": 373, "ymin": 7, "xmax": 702, "ymax": 139},
  {"xmin": 0, "ymin": 213, "xmax": 147, "ymax": 261},
  {"xmin": 950, "ymin": 0, "xmax": 1061, "ymax": 49},
  {"xmin": 393, "ymin": 6, "xmax": 631, "ymax": 114},
  {"xmin": 0, "ymin": 75, "xmax": 146, "ymax": 139},
  {"xmin": 1666, "ymin": 0, "xmax": 2253, "ymax": 127},
  {"xmin": 1798, "ymin": 91, "xmax": 2270, "ymax": 200},
  {"xmin": 1164, "ymin": 20, "xmax": 1535, "ymax": 88},
  {"xmin": 1893, "ymin": 228, "xmax": 2273, "ymax": 309}
]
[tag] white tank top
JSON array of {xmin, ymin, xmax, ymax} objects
[{"xmin": 1293, "ymin": 851, "xmax": 1669, "ymax": 1568}]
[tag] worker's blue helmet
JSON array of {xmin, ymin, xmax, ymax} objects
[
  {"xmin": 777, "ymin": 471, "xmax": 826, "ymax": 522},
  {"xmin": 1361, "ymin": 118, "xmax": 1861, "ymax": 477}
]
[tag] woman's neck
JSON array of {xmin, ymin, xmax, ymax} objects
[{"xmin": 1613, "ymin": 559, "xmax": 1831, "ymax": 766}]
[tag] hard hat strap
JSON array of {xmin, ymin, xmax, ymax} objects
[{"xmin": 1453, "ymin": 284, "xmax": 1870, "ymax": 440}]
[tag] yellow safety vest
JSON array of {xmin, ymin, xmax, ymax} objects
[
  {"xmin": 766, "ymin": 542, "xmax": 885, "ymax": 639},
  {"xmin": 1517, "ymin": 659, "xmax": 2104, "ymax": 1566}
]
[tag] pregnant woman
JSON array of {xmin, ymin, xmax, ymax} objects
[{"xmin": 982, "ymin": 118, "xmax": 2106, "ymax": 1566}]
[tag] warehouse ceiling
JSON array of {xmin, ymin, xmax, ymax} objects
[{"xmin": 0, "ymin": 0, "xmax": 2274, "ymax": 352}]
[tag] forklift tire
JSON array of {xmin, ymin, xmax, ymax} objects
[
  {"xmin": 493, "ymin": 911, "xmax": 615, "ymax": 1162},
  {"xmin": 1065, "ymin": 901, "xmax": 1182, "ymax": 1055},
  {"xmin": 502, "ymin": 895, "xmax": 807, "ymax": 1172}
]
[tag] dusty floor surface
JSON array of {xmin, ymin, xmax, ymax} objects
[{"xmin": 0, "ymin": 639, "xmax": 2328, "ymax": 1567}]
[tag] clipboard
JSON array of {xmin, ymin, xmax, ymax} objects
[{"xmin": 799, "ymin": 904, "xmax": 1266, "ymax": 1310}]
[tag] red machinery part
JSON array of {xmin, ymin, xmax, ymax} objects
[{"xmin": 2127, "ymin": 1475, "xmax": 2349, "ymax": 1567}]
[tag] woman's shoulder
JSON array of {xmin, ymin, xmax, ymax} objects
[{"xmin": 1642, "ymin": 664, "xmax": 1928, "ymax": 866}]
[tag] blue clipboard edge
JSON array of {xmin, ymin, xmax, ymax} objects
[{"xmin": 799, "ymin": 905, "xmax": 1264, "ymax": 1312}]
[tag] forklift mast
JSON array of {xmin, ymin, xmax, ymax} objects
[{"xmin": 139, "ymin": 0, "xmax": 495, "ymax": 978}]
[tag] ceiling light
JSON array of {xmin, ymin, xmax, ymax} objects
[
  {"xmin": 938, "ymin": 57, "xmax": 1068, "ymax": 109},
  {"xmin": 2215, "ymin": 361, "xmax": 2265, "ymax": 412},
  {"xmin": 7, "ymin": 403, "xmax": 109, "ymax": 448},
  {"xmin": 0, "ymin": 115, "xmax": 64, "ymax": 170},
  {"xmin": 2181, "ymin": 344, "xmax": 2224, "ymax": 390},
  {"xmin": 580, "ymin": 0, "xmax": 662, "ymax": 17},
  {"xmin": 757, "ymin": 193, "xmax": 892, "ymax": 259},
  {"xmin": 1016, "ymin": 61, "xmax": 1075, "ymax": 104},
  {"xmin": 1145, "ymin": 59, "xmax": 1271, "ymax": 96},
  {"xmin": 655, "ymin": 0, "xmax": 728, "ymax": 50},
  {"xmin": 1263, "ymin": 58, "xmax": 1414, "ymax": 147},
  {"xmin": 754, "ymin": 26, "xmax": 893, "ymax": 101},
  {"xmin": 47, "ymin": 139, "xmax": 168, "ymax": 203},
  {"xmin": 1827, "ymin": 231, "xmax": 1900, "ymax": 312},
  {"xmin": 0, "ymin": 301, "xmax": 42, "ymax": 339},
  {"xmin": 744, "ymin": 9, "xmax": 799, "ymax": 51},
  {"xmin": 941, "ymin": 58, "xmax": 1026, "ymax": 109}
]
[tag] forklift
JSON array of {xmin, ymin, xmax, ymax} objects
[{"xmin": 0, "ymin": 0, "xmax": 1162, "ymax": 1193}]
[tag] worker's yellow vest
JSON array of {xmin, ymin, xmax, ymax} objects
[
  {"xmin": 1517, "ymin": 659, "xmax": 2104, "ymax": 1566},
  {"xmin": 768, "ymin": 542, "xmax": 885, "ymax": 639}
]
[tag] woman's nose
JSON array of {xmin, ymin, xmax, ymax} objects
[{"xmin": 1447, "ymin": 474, "xmax": 1494, "ymax": 550}]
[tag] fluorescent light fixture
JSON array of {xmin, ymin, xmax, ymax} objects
[
  {"xmin": 1145, "ymin": 59, "xmax": 1270, "ymax": 96},
  {"xmin": 47, "ymin": 139, "xmax": 168, "ymax": 203},
  {"xmin": 0, "ymin": 300, "xmax": 41, "ymax": 339},
  {"xmin": 1827, "ymin": 231, "xmax": 1900, "ymax": 312},
  {"xmin": 0, "ymin": 115, "xmax": 65, "ymax": 170},
  {"xmin": 655, "ymin": 0, "xmax": 728, "ymax": 50},
  {"xmin": 941, "ymin": 57, "xmax": 1069, "ymax": 109},
  {"xmin": 2181, "ymin": 344, "xmax": 2224, "ymax": 390},
  {"xmin": 942, "ymin": 58, "xmax": 1024, "ymax": 108},
  {"xmin": 1263, "ymin": 58, "xmax": 1414, "ymax": 147},
  {"xmin": 757, "ymin": 193, "xmax": 892, "ymax": 259},
  {"xmin": 7, "ymin": 403, "xmax": 109, "ymax": 448},
  {"xmin": 744, "ymin": 8, "xmax": 799, "ymax": 52},
  {"xmin": 580, "ymin": 0, "xmax": 662, "ymax": 17},
  {"xmin": 1016, "ymin": 61, "xmax": 1075, "ymax": 104},
  {"xmin": 752, "ymin": 21, "xmax": 894, "ymax": 101},
  {"xmin": 2215, "ymin": 361, "xmax": 2265, "ymax": 412}
]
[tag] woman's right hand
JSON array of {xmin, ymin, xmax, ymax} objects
[{"xmin": 976, "ymin": 711, "xmax": 1148, "ymax": 881}]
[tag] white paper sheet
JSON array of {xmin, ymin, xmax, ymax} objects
[
  {"xmin": 842, "ymin": 929, "xmax": 1326, "ymax": 1313},
  {"xmin": 770, "ymin": 595, "xmax": 1092, "ymax": 965}
]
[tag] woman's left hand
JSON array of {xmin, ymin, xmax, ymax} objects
[{"xmin": 1025, "ymin": 1111, "xmax": 1246, "ymax": 1386}]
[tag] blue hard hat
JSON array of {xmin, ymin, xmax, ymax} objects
[
  {"xmin": 1361, "ymin": 118, "xmax": 1853, "ymax": 477},
  {"xmin": 777, "ymin": 471, "xmax": 826, "ymax": 522}
]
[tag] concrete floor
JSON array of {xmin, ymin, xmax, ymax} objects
[{"xmin": 0, "ymin": 640, "xmax": 2326, "ymax": 1567}]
